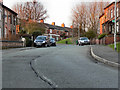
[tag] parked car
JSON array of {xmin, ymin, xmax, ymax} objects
[
  {"xmin": 50, "ymin": 38, "xmax": 56, "ymax": 46},
  {"xmin": 34, "ymin": 36, "xmax": 51, "ymax": 47},
  {"xmin": 78, "ymin": 37, "xmax": 90, "ymax": 46}
]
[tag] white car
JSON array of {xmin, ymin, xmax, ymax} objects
[{"xmin": 78, "ymin": 37, "xmax": 90, "ymax": 46}]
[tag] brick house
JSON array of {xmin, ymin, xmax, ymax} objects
[
  {"xmin": 99, "ymin": 1, "xmax": 120, "ymax": 44},
  {"xmin": 0, "ymin": 1, "xmax": 3, "ymax": 39},
  {"xmin": 39, "ymin": 20, "xmax": 72, "ymax": 41},
  {"xmin": 0, "ymin": 2, "xmax": 18, "ymax": 40}
]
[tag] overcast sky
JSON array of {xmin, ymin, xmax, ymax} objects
[{"xmin": 3, "ymin": 0, "xmax": 114, "ymax": 27}]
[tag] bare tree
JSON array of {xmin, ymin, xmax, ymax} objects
[
  {"xmin": 13, "ymin": 0, "xmax": 48, "ymax": 21},
  {"xmin": 72, "ymin": 1, "xmax": 109, "ymax": 36},
  {"xmin": 72, "ymin": 2, "xmax": 87, "ymax": 35}
]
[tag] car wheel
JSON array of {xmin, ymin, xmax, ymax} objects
[{"xmin": 47, "ymin": 44, "xmax": 50, "ymax": 47}]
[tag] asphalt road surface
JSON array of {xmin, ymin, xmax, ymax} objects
[{"xmin": 2, "ymin": 45, "xmax": 118, "ymax": 88}]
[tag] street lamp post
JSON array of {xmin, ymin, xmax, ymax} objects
[
  {"xmin": 114, "ymin": 0, "xmax": 117, "ymax": 51},
  {"xmin": 78, "ymin": 22, "xmax": 80, "ymax": 39}
]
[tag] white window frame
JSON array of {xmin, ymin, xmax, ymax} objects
[
  {"xmin": 5, "ymin": 28, "xmax": 7, "ymax": 38},
  {"xmin": 110, "ymin": 9, "xmax": 113, "ymax": 18},
  {"xmin": 5, "ymin": 10, "xmax": 7, "ymax": 23},
  {"xmin": 117, "ymin": 7, "xmax": 119, "ymax": 17},
  {"xmin": 117, "ymin": 22, "xmax": 119, "ymax": 33},
  {"xmin": 50, "ymin": 29, "xmax": 52, "ymax": 33}
]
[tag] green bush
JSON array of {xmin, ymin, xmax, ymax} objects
[
  {"xmin": 85, "ymin": 30, "xmax": 96, "ymax": 39},
  {"xmin": 98, "ymin": 33, "xmax": 106, "ymax": 40},
  {"xmin": 25, "ymin": 37, "xmax": 32, "ymax": 47},
  {"xmin": 32, "ymin": 30, "xmax": 42, "ymax": 38}
]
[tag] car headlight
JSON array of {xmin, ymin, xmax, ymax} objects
[
  {"xmin": 80, "ymin": 41, "xmax": 84, "ymax": 43},
  {"xmin": 42, "ymin": 41, "xmax": 46, "ymax": 43},
  {"xmin": 34, "ymin": 41, "xmax": 36, "ymax": 43}
]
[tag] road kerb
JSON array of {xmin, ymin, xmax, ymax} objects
[{"xmin": 90, "ymin": 47, "xmax": 120, "ymax": 68}]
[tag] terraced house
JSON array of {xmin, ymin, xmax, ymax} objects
[
  {"xmin": 0, "ymin": 1, "xmax": 3, "ymax": 39},
  {"xmin": 0, "ymin": 1, "xmax": 17, "ymax": 40},
  {"xmin": 39, "ymin": 20, "xmax": 72, "ymax": 41},
  {"xmin": 99, "ymin": 1, "xmax": 120, "ymax": 44}
]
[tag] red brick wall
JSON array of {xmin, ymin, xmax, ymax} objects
[
  {"xmin": 91, "ymin": 34, "xmax": 120, "ymax": 45},
  {"xmin": 105, "ymin": 35, "xmax": 120, "ymax": 44},
  {"xmin": 0, "ymin": 41, "xmax": 23, "ymax": 48}
]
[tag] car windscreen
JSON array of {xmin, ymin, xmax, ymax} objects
[
  {"xmin": 36, "ymin": 37, "xmax": 46, "ymax": 40},
  {"xmin": 80, "ymin": 37, "xmax": 88, "ymax": 40},
  {"xmin": 50, "ymin": 38, "xmax": 55, "ymax": 41}
]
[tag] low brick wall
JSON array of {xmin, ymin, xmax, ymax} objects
[
  {"xmin": 91, "ymin": 35, "xmax": 120, "ymax": 45},
  {"xmin": 0, "ymin": 40, "xmax": 23, "ymax": 48}
]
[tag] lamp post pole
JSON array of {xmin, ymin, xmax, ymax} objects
[{"xmin": 114, "ymin": 0, "xmax": 117, "ymax": 51}]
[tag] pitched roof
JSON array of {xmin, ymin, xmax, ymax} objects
[
  {"xmin": 2, "ymin": 4, "xmax": 17, "ymax": 15},
  {"xmin": 43, "ymin": 23, "xmax": 72, "ymax": 32},
  {"xmin": 104, "ymin": 1, "xmax": 120, "ymax": 10}
]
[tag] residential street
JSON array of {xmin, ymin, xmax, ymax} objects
[{"xmin": 2, "ymin": 45, "xmax": 118, "ymax": 88}]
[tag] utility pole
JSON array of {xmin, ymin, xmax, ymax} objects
[
  {"xmin": 78, "ymin": 22, "xmax": 80, "ymax": 39},
  {"xmin": 114, "ymin": 0, "xmax": 117, "ymax": 51}
]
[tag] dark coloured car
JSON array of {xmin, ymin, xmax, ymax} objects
[
  {"xmin": 78, "ymin": 37, "xmax": 90, "ymax": 46},
  {"xmin": 50, "ymin": 38, "xmax": 56, "ymax": 46},
  {"xmin": 34, "ymin": 36, "xmax": 50, "ymax": 47}
]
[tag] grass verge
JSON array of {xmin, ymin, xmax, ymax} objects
[
  {"xmin": 57, "ymin": 38, "xmax": 73, "ymax": 44},
  {"xmin": 108, "ymin": 42, "xmax": 120, "ymax": 52}
]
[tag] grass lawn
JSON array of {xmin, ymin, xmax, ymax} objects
[
  {"xmin": 108, "ymin": 42, "xmax": 120, "ymax": 52},
  {"xmin": 57, "ymin": 38, "xmax": 73, "ymax": 44}
]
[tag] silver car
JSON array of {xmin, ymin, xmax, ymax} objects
[{"xmin": 78, "ymin": 37, "xmax": 90, "ymax": 46}]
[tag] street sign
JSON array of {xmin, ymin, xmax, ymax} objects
[{"xmin": 112, "ymin": 20, "xmax": 115, "ymax": 23}]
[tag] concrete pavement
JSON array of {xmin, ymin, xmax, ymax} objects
[{"xmin": 91, "ymin": 45, "xmax": 120, "ymax": 68}]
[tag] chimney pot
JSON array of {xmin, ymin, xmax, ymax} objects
[
  {"xmin": 40, "ymin": 19, "xmax": 44, "ymax": 23},
  {"xmin": 61, "ymin": 23, "xmax": 65, "ymax": 27},
  {"xmin": 52, "ymin": 22, "xmax": 55, "ymax": 26}
]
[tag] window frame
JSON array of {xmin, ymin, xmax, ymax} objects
[{"xmin": 110, "ymin": 9, "xmax": 113, "ymax": 18}]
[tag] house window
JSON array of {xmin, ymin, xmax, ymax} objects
[
  {"xmin": 50, "ymin": 29, "xmax": 52, "ymax": 33},
  {"xmin": 117, "ymin": 22, "xmax": 119, "ymax": 33},
  {"xmin": 5, "ymin": 28, "xmax": 7, "ymax": 38},
  {"xmin": 117, "ymin": 7, "xmax": 119, "ymax": 17},
  {"xmin": 110, "ymin": 9, "xmax": 113, "ymax": 18},
  {"xmin": 5, "ymin": 10, "xmax": 7, "ymax": 23},
  {"xmin": 10, "ymin": 14, "xmax": 12, "ymax": 24},
  {"xmin": 67, "ymin": 32, "xmax": 68, "ymax": 36},
  {"xmin": 57, "ymin": 31, "xmax": 59, "ymax": 34},
  {"xmin": 13, "ymin": 16, "xmax": 16, "ymax": 25}
]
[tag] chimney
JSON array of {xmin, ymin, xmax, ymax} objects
[
  {"xmin": 61, "ymin": 23, "xmax": 65, "ymax": 27},
  {"xmin": 40, "ymin": 19, "xmax": 44, "ymax": 23},
  {"xmin": 70, "ymin": 25, "xmax": 73, "ymax": 29},
  {"xmin": 52, "ymin": 22, "xmax": 55, "ymax": 26}
]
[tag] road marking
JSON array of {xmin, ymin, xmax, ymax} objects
[{"xmin": 30, "ymin": 57, "xmax": 58, "ymax": 89}]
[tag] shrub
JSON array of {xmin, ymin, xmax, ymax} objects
[
  {"xmin": 32, "ymin": 30, "xmax": 42, "ymax": 38},
  {"xmin": 85, "ymin": 30, "xmax": 96, "ymax": 39},
  {"xmin": 98, "ymin": 33, "xmax": 106, "ymax": 40},
  {"xmin": 25, "ymin": 37, "xmax": 32, "ymax": 47}
]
